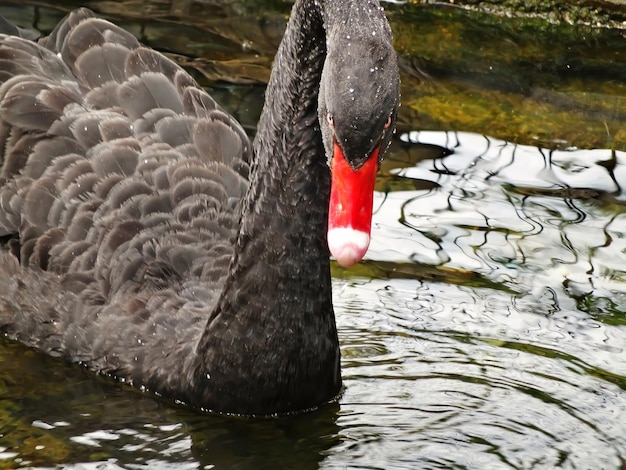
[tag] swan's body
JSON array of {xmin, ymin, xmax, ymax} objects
[{"xmin": 0, "ymin": 1, "xmax": 399, "ymax": 415}]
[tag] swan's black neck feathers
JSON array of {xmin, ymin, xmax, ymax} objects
[{"xmin": 0, "ymin": 0, "xmax": 399, "ymax": 415}]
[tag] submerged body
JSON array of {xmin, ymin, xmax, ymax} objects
[{"xmin": 0, "ymin": 1, "xmax": 399, "ymax": 415}]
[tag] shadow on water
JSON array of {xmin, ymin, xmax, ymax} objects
[{"xmin": 0, "ymin": 0, "xmax": 625, "ymax": 469}]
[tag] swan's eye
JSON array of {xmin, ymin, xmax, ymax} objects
[
  {"xmin": 327, "ymin": 113, "xmax": 334, "ymax": 127},
  {"xmin": 383, "ymin": 114, "xmax": 392, "ymax": 129}
]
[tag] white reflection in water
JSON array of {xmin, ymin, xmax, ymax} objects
[{"xmin": 326, "ymin": 132, "xmax": 626, "ymax": 469}]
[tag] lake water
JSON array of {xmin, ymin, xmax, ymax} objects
[{"xmin": 0, "ymin": 1, "xmax": 625, "ymax": 469}]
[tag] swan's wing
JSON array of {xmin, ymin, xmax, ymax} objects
[{"xmin": 0, "ymin": 8, "xmax": 251, "ymax": 310}]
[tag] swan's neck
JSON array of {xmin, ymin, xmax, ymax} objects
[
  {"xmin": 190, "ymin": 0, "xmax": 341, "ymax": 414},
  {"xmin": 240, "ymin": 0, "xmax": 328, "ymax": 267}
]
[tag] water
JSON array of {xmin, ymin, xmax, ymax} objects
[
  {"xmin": 352, "ymin": 131, "xmax": 626, "ymax": 468},
  {"xmin": 0, "ymin": 1, "xmax": 625, "ymax": 469}
]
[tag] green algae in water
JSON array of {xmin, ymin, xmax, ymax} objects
[{"xmin": 391, "ymin": 4, "xmax": 626, "ymax": 150}]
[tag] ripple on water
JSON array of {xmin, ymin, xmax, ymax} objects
[
  {"xmin": 328, "ymin": 131, "xmax": 626, "ymax": 468},
  {"xmin": 331, "ymin": 277, "xmax": 626, "ymax": 469}
]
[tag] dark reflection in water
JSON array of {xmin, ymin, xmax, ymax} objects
[
  {"xmin": 0, "ymin": 337, "xmax": 340, "ymax": 469},
  {"xmin": 0, "ymin": 1, "xmax": 625, "ymax": 469}
]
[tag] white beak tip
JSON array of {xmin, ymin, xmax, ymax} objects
[{"xmin": 327, "ymin": 228, "xmax": 370, "ymax": 267}]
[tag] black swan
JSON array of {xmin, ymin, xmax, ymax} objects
[{"xmin": 0, "ymin": 1, "xmax": 400, "ymax": 415}]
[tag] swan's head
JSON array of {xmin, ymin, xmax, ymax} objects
[{"xmin": 318, "ymin": 27, "xmax": 400, "ymax": 268}]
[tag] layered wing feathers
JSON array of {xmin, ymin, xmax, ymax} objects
[{"xmin": 0, "ymin": 9, "xmax": 251, "ymax": 355}]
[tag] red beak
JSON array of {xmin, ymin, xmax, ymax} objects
[{"xmin": 327, "ymin": 141, "xmax": 379, "ymax": 267}]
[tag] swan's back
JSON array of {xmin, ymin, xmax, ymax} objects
[{"xmin": 0, "ymin": 9, "xmax": 250, "ymax": 366}]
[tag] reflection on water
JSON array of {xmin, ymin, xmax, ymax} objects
[
  {"xmin": 0, "ymin": 0, "xmax": 625, "ymax": 468},
  {"xmin": 376, "ymin": 130, "xmax": 626, "ymax": 320},
  {"xmin": 334, "ymin": 131, "xmax": 626, "ymax": 468}
]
